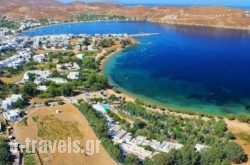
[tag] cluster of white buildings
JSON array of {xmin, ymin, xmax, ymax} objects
[
  {"xmin": 22, "ymin": 70, "xmax": 51, "ymax": 84},
  {"xmin": 92, "ymin": 103, "xmax": 209, "ymax": 160},
  {"xmin": 0, "ymin": 36, "xmax": 30, "ymax": 53},
  {"xmin": 91, "ymin": 102, "xmax": 185, "ymax": 160},
  {"xmin": 21, "ymin": 70, "xmax": 69, "ymax": 85},
  {"xmin": 31, "ymin": 34, "xmax": 73, "ymax": 50},
  {"xmin": 33, "ymin": 53, "xmax": 47, "ymax": 63},
  {"xmin": 1, "ymin": 94, "xmax": 22, "ymax": 110},
  {"xmin": 48, "ymin": 77, "xmax": 68, "ymax": 84},
  {"xmin": 19, "ymin": 21, "xmax": 42, "ymax": 31},
  {"xmin": 0, "ymin": 48, "xmax": 33, "ymax": 69},
  {"xmin": 108, "ymin": 122, "xmax": 184, "ymax": 160},
  {"xmin": 67, "ymin": 72, "xmax": 80, "ymax": 80},
  {"xmin": 3, "ymin": 109, "xmax": 21, "ymax": 121},
  {"xmin": 1, "ymin": 94, "xmax": 22, "ymax": 121},
  {"xmin": 56, "ymin": 62, "xmax": 80, "ymax": 72},
  {"xmin": 19, "ymin": 19, "xmax": 61, "ymax": 31}
]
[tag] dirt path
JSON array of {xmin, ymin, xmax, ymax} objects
[{"xmin": 226, "ymin": 119, "xmax": 250, "ymax": 165}]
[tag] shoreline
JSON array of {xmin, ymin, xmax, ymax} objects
[
  {"xmin": 21, "ymin": 18, "xmax": 250, "ymax": 37},
  {"xmin": 99, "ymin": 37, "xmax": 250, "ymax": 117},
  {"xmin": 98, "ymin": 39, "xmax": 219, "ymax": 117},
  {"xmin": 18, "ymin": 20, "xmax": 250, "ymax": 117},
  {"xmin": 21, "ymin": 20, "xmax": 135, "ymax": 34}
]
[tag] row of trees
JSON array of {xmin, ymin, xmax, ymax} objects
[
  {"xmin": 0, "ymin": 138, "xmax": 9, "ymax": 165},
  {"xmin": 76, "ymin": 14, "xmax": 126, "ymax": 22},
  {"xmin": 0, "ymin": 17, "xmax": 20, "ymax": 29},
  {"xmin": 97, "ymin": 38, "xmax": 115, "ymax": 48},
  {"xmin": 123, "ymin": 102, "xmax": 232, "ymax": 144},
  {"xmin": 76, "ymin": 102, "xmax": 141, "ymax": 165},
  {"xmin": 76, "ymin": 102, "xmax": 123, "ymax": 162},
  {"xmin": 144, "ymin": 142, "xmax": 247, "ymax": 165}
]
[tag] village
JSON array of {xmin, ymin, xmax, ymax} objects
[
  {"xmin": 0, "ymin": 16, "xmax": 249, "ymax": 165},
  {"xmin": 0, "ymin": 22, "xmax": 211, "ymax": 164}
]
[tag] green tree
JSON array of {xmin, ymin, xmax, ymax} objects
[
  {"xmin": 0, "ymin": 138, "xmax": 9, "ymax": 164},
  {"xmin": 223, "ymin": 142, "xmax": 247, "ymax": 164},
  {"xmin": 59, "ymin": 83, "xmax": 74, "ymax": 96},
  {"xmin": 20, "ymin": 82, "xmax": 39, "ymax": 97},
  {"xmin": 123, "ymin": 154, "xmax": 140, "ymax": 165}
]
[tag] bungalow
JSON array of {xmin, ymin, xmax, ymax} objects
[
  {"xmin": 149, "ymin": 140, "xmax": 161, "ymax": 150},
  {"xmin": 76, "ymin": 54, "xmax": 84, "ymax": 59},
  {"xmin": 88, "ymin": 45, "xmax": 98, "ymax": 51},
  {"xmin": 195, "ymin": 144, "xmax": 209, "ymax": 152},
  {"xmin": 56, "ymin": 62, "xmax": 80, "ymax": 72},
  {"xmin": 1, "ymin": 94, "xmax": 22, "ymax": 110},
  {"xmin": 33, "ymin": 54, "xmax": 46, "ymax": 63},
  {"xmin": 159, "ymin": 141, "xmax": 183, "ymax": 153},
  {"xmin": 3, "ymin": 109, "xmax": 21, "ymax": 121},
  {"xmin": 67, "ymin": 72, "xmax": 80, "ymax": 80},
  {"xmin": 48, "ymin": 78, "xmax": 67, "ymax": 84},
  {"xmin": 131, "ymin": 136, "xmax": 147, "ymax": 145},
  {"xmin": 120, "ymin": 143, "xmax": 153, "ymax": 160},
  {"xmin": 23, "ymin": 70, "xmax": 51, "ymax": 82},
  {"xmin": 113, "ymin": 130, "xmax": 127, "ymax": 143},
  {"xmin": 37, "ymin": 85, "xmax": 48, "ymax": 91},
  {"xmin": 121, "ymin": 132, "xmax": 133, "ymax": 143}
]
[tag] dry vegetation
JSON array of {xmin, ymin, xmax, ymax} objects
[
  {"xmin": 0, "ymin": 0, "xmax": 250, "ymax": 29},
  {"xmin": 0, "ymin": 74, "xmax": 23, "ymax": 84},
  {"xmin": 14, "ymin": 104, "xmax": 116, "ymax": 165},
  {"xmin": 35, "ymin": 116, "xmax": 82, "ymax": 141}
]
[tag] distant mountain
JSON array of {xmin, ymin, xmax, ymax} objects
[{"xmin": 0, "ymin": 0, "xmax": 249, "ymax": 30}]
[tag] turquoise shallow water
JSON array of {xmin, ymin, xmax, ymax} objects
[{"xmin": 24, "ymin": 21, "xmax": 250, "ymax": 114}]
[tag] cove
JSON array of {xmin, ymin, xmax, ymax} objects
[{"xmin": 24, "ymin": 21, "xmax": 250, "ymax": 114}]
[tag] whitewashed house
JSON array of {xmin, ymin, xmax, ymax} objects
[
  {"xmin": 195, "ymin": 144, "xmax": 209, "ymax": 152},
  {"xmin": 1, "ymin": 94, "xmax": 22, "ymax": 110},
  {"xmin": 33, "ymin": 54, "xmax": 46, "ymax": 63},
  {"xmin": 22, "ymin": 70, "xmax": 51, "ymax": 84},
  {"xmin": 67, "ymin": 72, "xmax": 80, "ymax": 80},
  {"xmin": 76, "ymin": 54, "xmax": 84, "ymax": 59},
  {"xmin": 48, "ymin": 78, "xmax": 67, "ymax": 84},
  {"xmin": 3, "ymin": 109, "xmax": 21, "ymax": 121}
]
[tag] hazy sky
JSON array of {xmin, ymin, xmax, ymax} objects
[{"xmin": 59, "ymin": 0, "xmax": 250, "ymax": 6}]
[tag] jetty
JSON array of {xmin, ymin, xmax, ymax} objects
[{"xmin": 130, "ymin": 33, "xmax": 160, "ymax": 37}]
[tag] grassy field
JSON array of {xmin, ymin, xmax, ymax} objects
[
  {"xmin": 14, "ymin": 104, "xmax": 116, "ymax": 165},
  {"xmin": 35, "ymin": 116, "xmax": 82, "ymax": 140}
]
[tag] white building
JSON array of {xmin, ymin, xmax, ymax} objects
[
  {"xmin": 1, "ymin": 94, "xmax": 22, "ymax": 110},
  {"xmin": 37, "ymin": 85, "xmax": 48, "ymax": 91},
  {"xmin": 23, "ymin": 70, "xmax": 51, "ymax": 83},
  {"xmin": 159, "ymin": 141, "xmax": 183, "ymax": 153},
  {"xmin": 67, "ymin": 72, "xmax": 80, "ymax": 80},
  {"xmin": 120, "ymin": 143, "xmax": 153, "ymax": 160},
  {"xmin": 113, "ymin": 130, "xmax": 127, "ymax": 143},
  {"xmin": 56, "ymin": 62, "xmax": 80, "ymax": 72},
  {"xmin": 48, "ymin": 78, "xmax": 67, "ymax": 84},
  {"xmin": 149, "ymin": 140, "xmax": 161, "ymax": 150},
  {"xmin": 3, "ymin": 109, "xmax": 21, "ymax": 121},
  {"xmin": 88, "ymin": 45, "xmax": 98, "ymax": 51},
  {"xmin": 131, "ymin": 136, "xmax": 147, "ymax": 145},
  {"xmin": 76, "ymin": 54, "xmax": 84, "ymax": 59},
  {"xmin": 33, "ymin": 54, "xmax": 46, "ymax": 63},
  {"xmin": 195, "ymin": 144, "xmax": 209, "ymax": 152}
]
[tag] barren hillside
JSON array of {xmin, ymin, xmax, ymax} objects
[{"xmin": 0, "ymin": 0, "xmax": 250, "ymax": 29}]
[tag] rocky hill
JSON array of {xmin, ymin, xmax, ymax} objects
[{"xmin": 0, "ymin": 0, "xmax": 250, "ymax": 29}]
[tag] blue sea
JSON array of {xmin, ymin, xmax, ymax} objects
[{"xmin": 24, "ymin": 21, "xmax": 250, "ymax": 114}]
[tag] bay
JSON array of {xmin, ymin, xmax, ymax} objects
[{"xmin": 24, "ymin": 21, "xmax": 250, "ymax": 114}]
